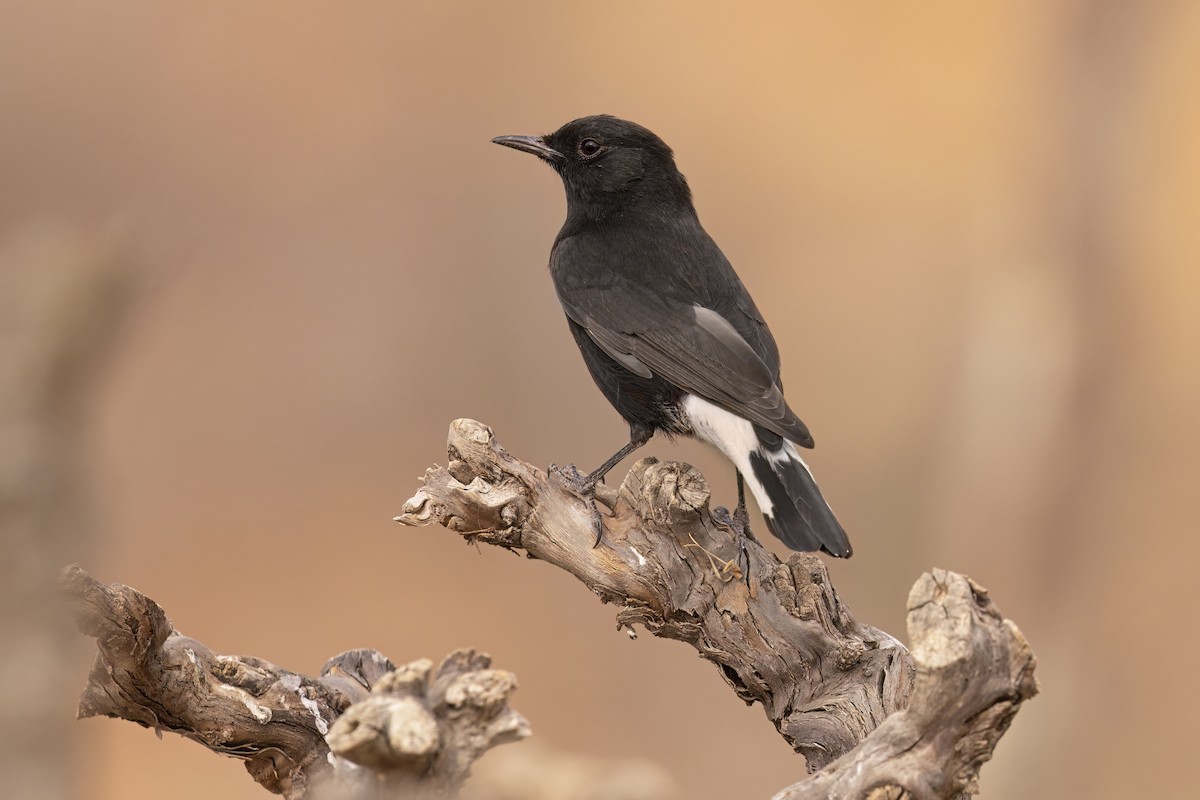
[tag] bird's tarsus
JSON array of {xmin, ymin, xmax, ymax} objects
[{"xmin": 734, "ymin": 471, "xmax": 754, "ymax": 589}]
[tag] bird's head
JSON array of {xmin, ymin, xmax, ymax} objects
[{"xmin": 493, "ymin": 115, "xmax": 692, "ymax": 218}]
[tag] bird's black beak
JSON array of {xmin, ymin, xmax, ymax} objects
[{"xmin": 491, "ymin": 134, "xmax": 564, "ymax": 163}]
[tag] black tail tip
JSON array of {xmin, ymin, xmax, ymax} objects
[
  {"xmin": 764, "ymin": 513, "xmax": 853, "ymax": 558},
  {"xmin": 826, "ymin": 541, "xmax": 853, "ymax": 559}
]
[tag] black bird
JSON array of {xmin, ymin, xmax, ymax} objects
[{"xmin": 493, "ymin": 115, "xmax": 851, "ymax": 557}]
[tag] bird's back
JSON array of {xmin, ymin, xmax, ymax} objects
[{"xmin": 552, "ymin": 209, "xmax": 782, "ymax": 384}]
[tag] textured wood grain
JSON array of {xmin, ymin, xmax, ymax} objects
[
  {"xmin": 397, "ymin": 419, "xmax": 1037, "ymax": 796},
  {"xmin": 397, "ymin": 419, "xmax": 914, "ymax": 770},
  {"xmin": 773, "ymin": 571, "xmax": 1038, "ymax": 799},
  {"xmin": 62, "ymin": 566, "xmax": 528, "ymax": 798},
  {"xmin": 64, "ymin": 416, "xmax": 1035, "ymax": 799}
]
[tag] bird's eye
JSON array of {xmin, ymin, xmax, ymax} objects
[{"xmin": 578, "ymin": 138, "xmax": 602, "ymax": 158}]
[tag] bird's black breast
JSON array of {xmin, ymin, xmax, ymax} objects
[{"xmin": 565, "ymin": 317, "xmax": 686, "ymax": 439}]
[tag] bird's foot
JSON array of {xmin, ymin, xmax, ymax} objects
[
  {"xmin": 548, "ymin": 463, "xmax": 606, "ymax": 548},
  {"xmin": 712, "ymin": 505, "xmax": 753, "ymax": 539},
  {"xmin": 731, "ymin": 503, "xmax": 755, "ymax": 542},
  {"xmin": 713, "ymin": 504, "xmax": 755, "ymax": 590},
  {"xmin": 548, "ymin": 462, "xmax": 587, "ymax": 490}
]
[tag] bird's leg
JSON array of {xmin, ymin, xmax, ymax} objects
[
  {"xmin": 551, "ymin": 431, "xmax": 651, "ymax": 548},
  {"xmin": 735, "ymin": 470, "xmax": 754, "ymax": 589},
  {"xmin": 583, "ymin": 437, "xmax": 647, "ymax": 488},
  {"xmin": 705, "ymin": 471, "xmax": 755, "ymax": 587},
  {"xmin": 734, "ymin": 471, "xmax": 749, "ymax": 530}
]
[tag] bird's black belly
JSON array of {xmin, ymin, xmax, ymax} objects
[{"xmin": 566, "ymin": 318, "xmax": 686, "ymax": 440}]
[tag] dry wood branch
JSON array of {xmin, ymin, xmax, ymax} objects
[
  {"xmin": 62, "ymin": 565, "xmax": 528, "ymax": 799},
  {"xmin": 774, "ymin": 571, "xmax": 1037, "ymax": 799},
  {"xmin": 397, "ymin": 419, "xmax": 1037, "ymax": 796},
  {"xmin": 397, "ymin": 419, "xmax": 913, "ymax": 769}
]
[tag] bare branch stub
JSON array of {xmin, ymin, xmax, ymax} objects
[
  {"xmin": 773, "ymin": 571, "xmax": 1038, "ymax": 799},
  {"xmin": 397, "ymin": 419, "xmax": 916, "ymax": 770},
  {"xmin": 62, "ymin": 565, "xmax": 528, "ymax": 799},
  {"xmin": 325, "ymin": 649, "xmax": 531, "ymax": 797}
]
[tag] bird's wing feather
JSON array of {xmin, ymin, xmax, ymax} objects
[{"xmin": 558, "ymin": 280, "xmax": 813, "ymax": 447}]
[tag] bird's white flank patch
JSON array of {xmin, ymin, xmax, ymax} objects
[{"xmin": 681, "ymin": 395, "xmax": 774, "ymax": 514}]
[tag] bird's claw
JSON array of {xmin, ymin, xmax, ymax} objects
[
  {"xmin": 712, "ymin": 505, "xmax": 751, "ymax": 539},
  {"xmin": 549, "ymin": 463, "xmax": 606, "ymax": 548},
  {"xmin": 589, "ymin": 505, "xmax": 604, "ymax": 548}
]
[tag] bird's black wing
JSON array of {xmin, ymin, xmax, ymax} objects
[{"xmin": 555, "ymin": 274, "xmax": 813, "ymax": 447}]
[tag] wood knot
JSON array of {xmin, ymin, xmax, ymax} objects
[{"xmin": 635, "ymin": 460, "xmax": 711, "ymax": 526}]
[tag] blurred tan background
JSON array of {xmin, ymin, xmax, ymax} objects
[{"xmin": 2, "ymin": 1, "xmax": 1197, "ymax": 798}]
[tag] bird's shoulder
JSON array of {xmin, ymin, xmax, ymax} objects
[{"xmin": 552, "ymin": 215, "xmax": 738, "ymax": 306}]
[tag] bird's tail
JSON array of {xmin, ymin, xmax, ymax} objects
[{"xmin": 748, "ymin": 443, "xmax": 852, "ymax": 557}]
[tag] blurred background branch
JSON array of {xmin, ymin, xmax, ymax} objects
[
  {"xmin": 0, "ymin": 226, "xmax": 135, "ymax": 800},
  {"xmin": 62, "ymin": 564, "xmax": 529, "ymax": 799}
]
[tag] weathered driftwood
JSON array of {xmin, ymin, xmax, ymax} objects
[
  {"xmin": 397, "ymin": 419, "xmax": 1037, "ymax": 797},
  {"xmin": 62, "ymin": 565, "xmax": 528, "ymax": 799}
]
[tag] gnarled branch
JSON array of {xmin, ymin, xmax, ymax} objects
[
  {"xmin": 397, "ymin": 419, "xmax": 1037, "ymax": 796},
  {"xmin": 774, "ymin": 571, "xmax": 1038, "ymax": 799},
  {"xmin": 62, "ymin": 565, "xmax": 528, "ymax": 799}
]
